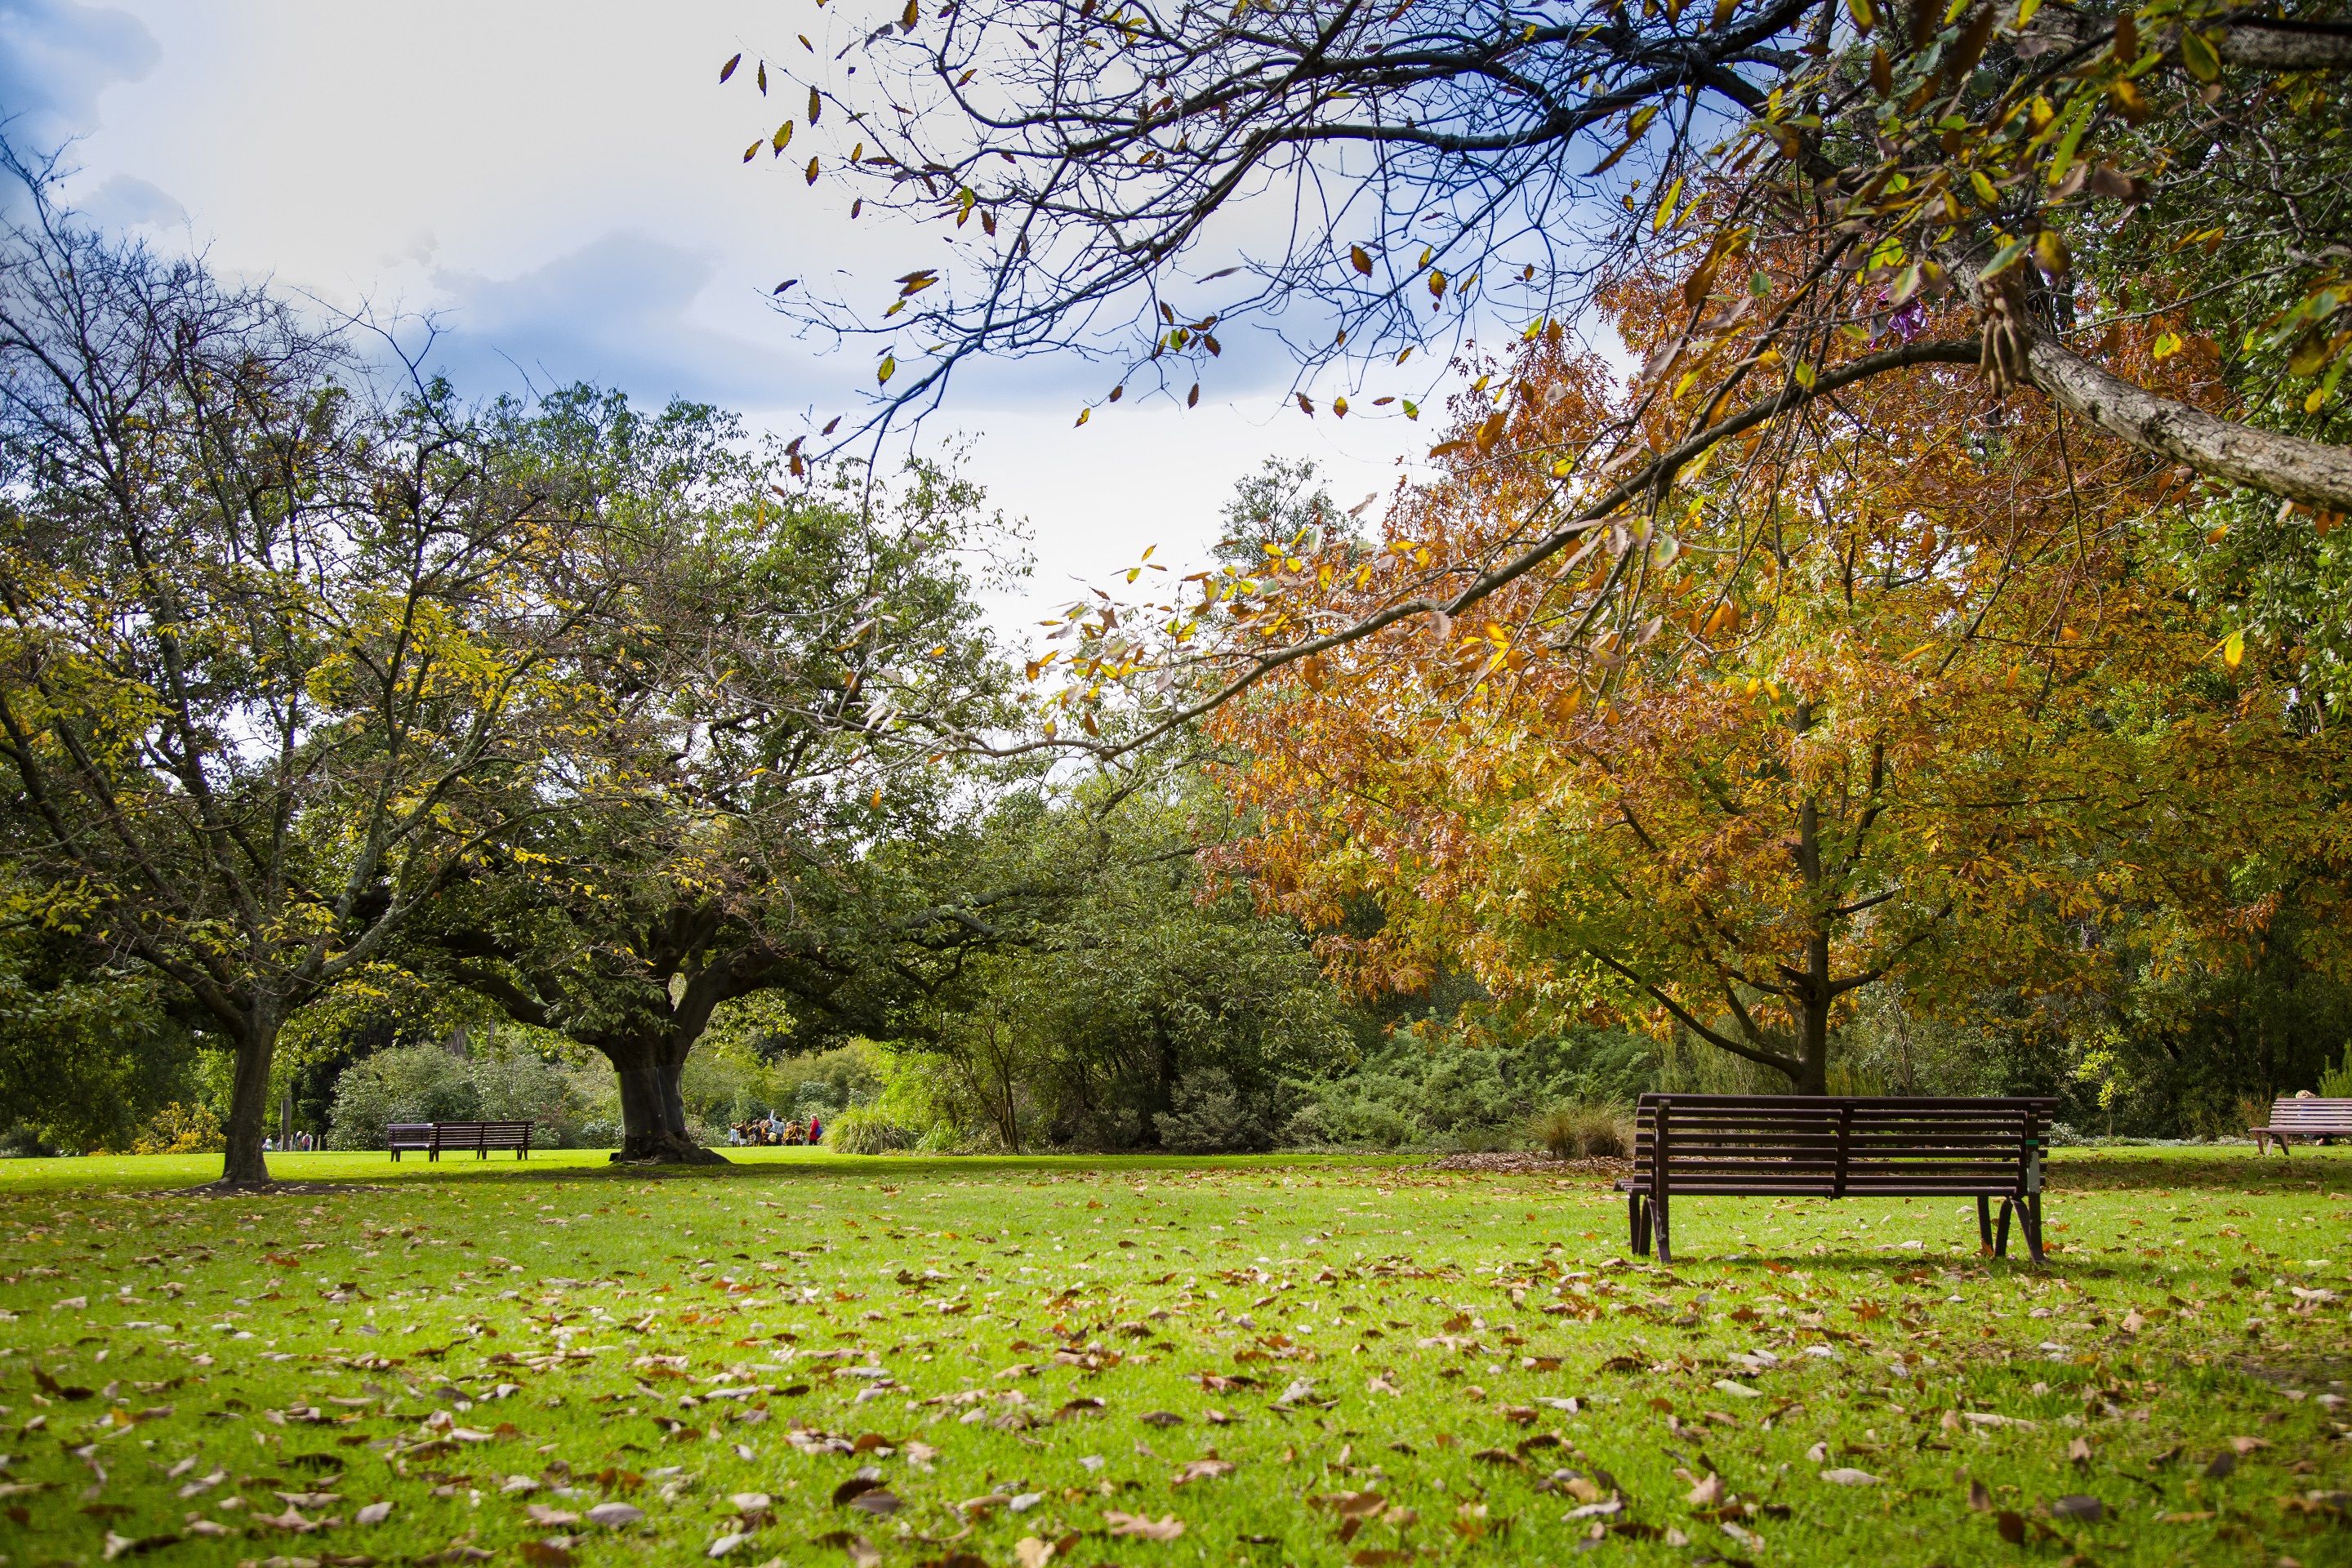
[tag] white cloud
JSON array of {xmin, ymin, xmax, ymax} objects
[
  {"xmin": 416, "ymin": 229, "xmax": 822, "ymax": 410},
  {"xmin": 42, "ymin": 0, "xmax": 1434, "ymax": 631},
  {"xmin": 0, "ymin": 0, "xmax": 158, "ymax": 149}
]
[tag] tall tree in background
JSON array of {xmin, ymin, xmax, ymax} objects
[
  {"xmin": 1209, "ymin": 270, "xmax": 2352, "ymax": 1088},
  {"xmin": 901, "ymin": 767, "xmax": 1349, "ymax": 1151},
  {"xmin": 0, "ymin": 164, "xmax": 621, "ymax": 1184},
  {"xmin": 403, "ymin": 399, "xmax": 1030, "ymax": 1163},
  {"xmin": 727, "ymin": 0, "xmax": 2351, "ymax": 735}
]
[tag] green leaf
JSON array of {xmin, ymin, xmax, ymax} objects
[
  {"xmin": 878, "ymin": 354, "xmax": 897, "ymax": 385},
  {"xmin": 1978, "ymin": 238, "xmax": 2030, "ymax": 280},
  {"xmin": 2180, "ymin": 29, "xmax": 2220, "ymax": 82}
]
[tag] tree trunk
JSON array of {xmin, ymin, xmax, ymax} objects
[
  {"xmin": 603, "ymin": 1040, "xmax": 728, "ymax": 1165},
  {"xmin": 219, "ymin": 1006, "xmax": 280, "ymax": 1185},
  {"xmin": 1793, "ymin": 991, "xmax": 1831, "ymax": 1096}
]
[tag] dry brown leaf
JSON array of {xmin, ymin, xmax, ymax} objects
[{"xmin": 1105, "ymin": 1511, "xmax": 1184, "ymax": 1541}]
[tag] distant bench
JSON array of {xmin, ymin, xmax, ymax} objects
[
  {"xmin": 2249, "ymin": 1097, "xmax": 2352, "ymax": 1156},
  {"xmin": 1615, "ymin": 1094, "xmax": 2058, "ymax": 1266},
  {"xmin": 388, "ymin": 1120, "xmax": 534, "ymax": 1161}
]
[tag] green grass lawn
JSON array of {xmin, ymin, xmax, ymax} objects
[{"xmin": 0, "ymin": 1146, "xmax": 2345, "ymax": 1568}]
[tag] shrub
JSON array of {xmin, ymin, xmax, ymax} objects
[
  {"xmin": 826, "ymin": 1106, "xmax": 912, "ymax": 1154},
  {"xmin": 326, "ymin": 1040, "xmax": 597, "ymax": 1150},
  {"xmin": 133, "ymin": 1101, "xmax": 226, "ymax": 1155},
  {"xmin": 2237, "ymin": 1092, "xmax": 2276, "ymax": 1143},
  {"xmin": 327, "ymin": 1045, "xmax": 479, "ymax": 1150},
  {"xmin": 2320, "ymin": 1046, "xmax": 2352, "ymax": 1099},
  {"xmin": 1156, "ymin": 1068, "xmax": 1276, "ymax": 1154},
  {"xmin": 1531, "ymin": 1101, "xmax": 1634, "ymax": 1160}
]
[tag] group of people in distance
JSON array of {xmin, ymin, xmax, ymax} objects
[
  {"xmin": 728, "ymin": 1111, "xmax": 823, "ymax": 1147},
  {"xmin": 263, "ymin": 1131, "xmax": 318, "ymax": 1152}
]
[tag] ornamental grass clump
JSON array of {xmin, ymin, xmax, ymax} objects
[
  {"xmin": 1532, "ymin": 1100, "xmax": 1635, "ymax": 1160},
  {"xmin": 826, "ymin": 1105, "xmax": 913, "ymax": 1153}
]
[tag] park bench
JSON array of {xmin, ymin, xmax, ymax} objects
[
  {"xmin": 2248, "ymin": 1097, "xmax": 2352, "ymax": 1156},
  {"xmin": 1617, "ymin": 1094, "xmax": 2058, "ymax": 1266},
  {"xmin": 386, "ymin": 1120, "xmax": 534, "ymax": 1161}
]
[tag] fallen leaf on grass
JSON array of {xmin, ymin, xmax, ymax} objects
[
  {"xmin": 518, "ymin": 1544, "xmax": 573, "ymax": 1566},
  {"xmin": 354, "ymin": 1502, "xmax": 394, "ymax": 1526},
  {"xmin": 1316, "ymin": 1491, "xmax": 1388, "ymax": 1518},
  {"xmin": 706, "ymin": 1533, "xmax": 751, "ymax": 1558},
  {"xmin": 2229, "ymin": 1436, "xmax": 2271, "ymax": 1457},
  {"xmin": 525, "ymin": 1506, "xmax": 581, "ymax": 1526},
  {"xmin": 100, "ymin": 1531, "xmax": 179, "ymax": 1561},
  {"xmin": 809, "ymin": 1530, "xmax": 883, "ymax": 1568},
  {"xmin": 1996, "ymin": 1510, "xmax": 2028, "ymax": 1545},
  {"xmin": 1968, "ymin": 1481, "xmax": 1993, "ymax": 1512},
  {"xmin": 1106, "ymin": 1512, "xmax": 1184, "ymax": 1541},
  {"xmin": 1138, "ymin": 1411, "xmax": 1183, "ymax": 1428},
  {"xmin": 1173, "ymin": 1460, "xmax": 1235, "ymax": 1486},
  {"xmin": 583, "ymin": 1502, "xmax": 644, "ymax": 1528},
  {"xmin": 32, "ymin": 1364, "xmax": 92, "ymax": 1401},
  {"xmin": 1684, "ymin": 1473, "xmax": 1724, "ymax": 1506},
  {"xmin": 2157, "ymin": 1510, "xmax": 2216, "ymax": 1523},
  {"xmin": 2047, "ymin": 1495, "xmax": 2104, "ymax": 1522},
  {"xmin": 252, "ymin": 1507, "xmax": 331, "ymax": 1534},
  {"xmin": 849, "ymin": 1491, "xmax": 902, "ymax": 1517}
]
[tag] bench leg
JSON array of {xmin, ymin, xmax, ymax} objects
[
  {"xmin": 1976, "ymin": 1196, "xmax": 1993, "ymax": 1253},
  {"xmin": 1654, "ymin": 1195, "xmax": 1672, "ymax": 1267},
  {"xmin": 1994, "ymin": 1198, "xmax": 2012, "ymax": 1258},
  {"xmin": 2024, "ymin": 1192, "xmax": 2046, "ymax": 1266},
  {"xmin": 1628, "ymin": 1193, "xmax": 1646, "ymax": 1256}
]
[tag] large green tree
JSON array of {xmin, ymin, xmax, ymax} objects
[
  {"xmin": 0, "ymin": 167, "xmax": 621, "ymax": 1184},
  {"xmin": 401, "ymin": 394, "xmax": 1031, "ymax": 1163}
]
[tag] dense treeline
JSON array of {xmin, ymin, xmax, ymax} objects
[{"xmin": 6, "ymin": 110, "xmax": 2352, "ymax": 1175}]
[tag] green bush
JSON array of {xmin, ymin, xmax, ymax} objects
[
  {"xmin": 1155, "ymin": 1068, "xmax": 1276, "ymax": 1153},
  {"xmin": 327, "ymin": 1043, "xmax": 592, "ymax": 1149},
  {"xmin": 825, "ymin": 1105, "xmax": 912, "ymax": 1154},
  {"xmin": 1282, "ymin": 1025, "xmax": 1656, "ymax": 1151},
  {"xmin": 2320, "ymin": 1045, "xmax": 2352, "ymax": 1099}
]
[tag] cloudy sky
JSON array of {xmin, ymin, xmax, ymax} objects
[{"xmin": 9, "ymin": 0, "xmax": 1447, "ymax": 626}]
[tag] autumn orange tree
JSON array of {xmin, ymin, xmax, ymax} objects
[{"xmin": 1203, "ymin": 272, "xmax": 2352, "ymax": 1090}]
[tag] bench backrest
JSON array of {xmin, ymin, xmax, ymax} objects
[
  {"xmin": 433, "ymin": 1120, "xmax": 531, "ymax": 1144},
  {"xmin": 1633, "ymin": 1094, "xmax": 2058, "ymax": 1196},
  {"xmin": 387, "ymin": 1123, "xmax": 434, "ymax": 1146},
  {"xmin": 2265, "ymin": 1097, "xmax": 2352, "ymax": 1127}
]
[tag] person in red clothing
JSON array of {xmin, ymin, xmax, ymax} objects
[{"xmin": 807, "ymin": 1112, "xmax": 822, "ymax": 1145}]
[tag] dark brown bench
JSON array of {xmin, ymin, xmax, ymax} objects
[
  {"xmin": 2249, "ymin": 1097, "xmax": 2352, "ymax": 1156},
  {"xmin": 386, "ymin": 1120, "xmax": 533, "ymax": 1160},
  {"xmin": 1617, "ymin": 1094, "xmax": 2057, "ymax": 1265}
]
